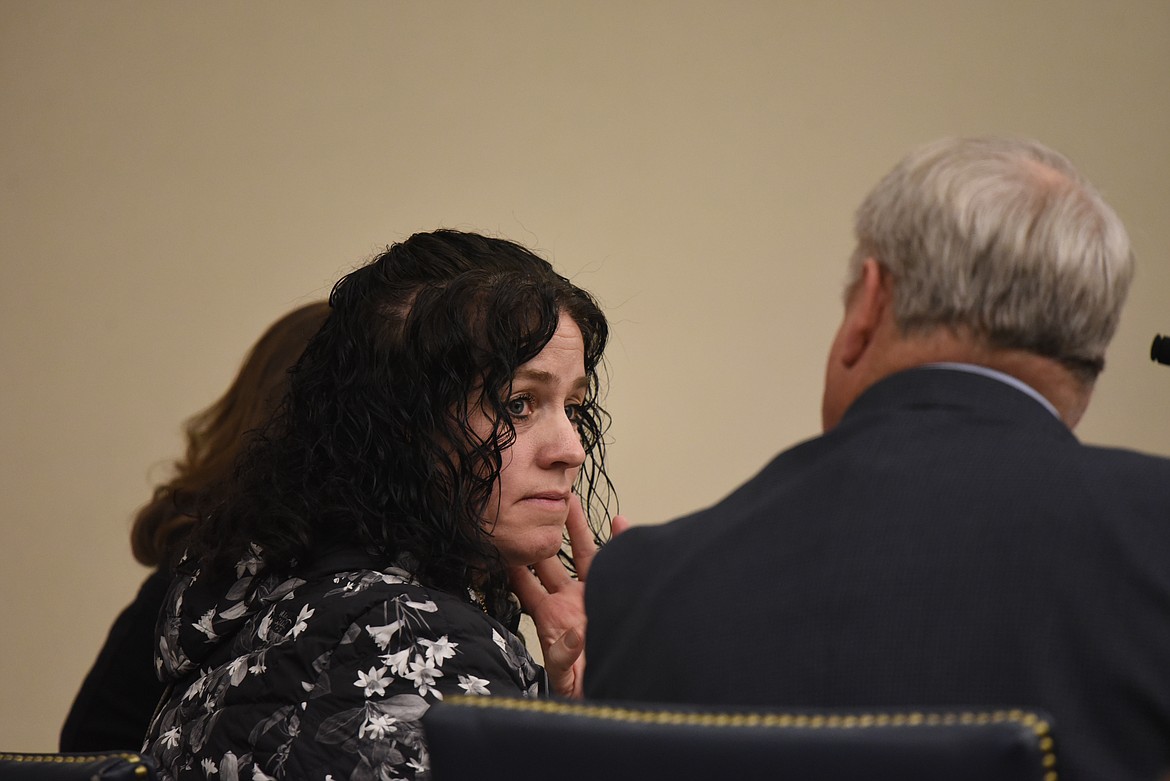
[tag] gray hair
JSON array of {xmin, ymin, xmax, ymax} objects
[{"xmin": 851, "ymin": 136, "xmax": 1134, "ymax": 380}]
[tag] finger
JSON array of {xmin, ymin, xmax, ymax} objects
[
  {"xmin": 508, "ymin": 565, "xmax": 548, "ymax": 612},
  {"xmin": 611, "ymin": 514, "xmax": 632, "ymax": 538},
  {"xmin": 542, "ymin": 628, "xmax": 585, "ymax": 699},
  {"xmin": 531, "ymin": 552, "xmax": 574, "ymax": 591},
  {"xmin": 565, "ymin": 497, "xmax": 600, "ymax": 580}
]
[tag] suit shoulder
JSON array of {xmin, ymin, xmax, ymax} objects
[
  {"xmin": 593, "ymin": 524, "xmax": 659, "ymax": 576},
  {"xmin": 1078, "ymin": 443, "xmax": 1170, "ymax": 489}
]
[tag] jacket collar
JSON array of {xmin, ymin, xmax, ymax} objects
[{"xmin": 841, "ymin": 366, "xmax": 1076, "ymax": 441}]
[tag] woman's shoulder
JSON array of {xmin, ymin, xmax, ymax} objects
[
  {"xmin": 287, "ymin": 565, "xmax": 546, "ymax": 746},
  {"xmin": 280, "ymin": 564, "xmax": 510, "ymax": 653},
  {"xmin": 296, "ymin": 564, "xmax": 479, "ymax": 616},
  {"xmin": 297, "ymin": 565, "xmax": 543, "ymax": 684}
]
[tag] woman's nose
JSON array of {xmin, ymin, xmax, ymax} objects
[{"xmin": 541, "ymin": 412, "xmax": 586, "ymax": 469}]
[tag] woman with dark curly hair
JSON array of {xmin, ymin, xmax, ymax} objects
[
  {"xmin": 61, "ymin": 300, "xmax": 330, "ymax": 752},
  {"xmin": 142, "ymin": 230, "xmax": 621, "ymax": 781}
]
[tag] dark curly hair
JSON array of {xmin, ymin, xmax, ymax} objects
[{"xmin": 189, "ymin": 231, "xmax": 614, "ymax": 621}]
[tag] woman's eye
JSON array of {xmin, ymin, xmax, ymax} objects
[
  {"xmin": 506, "ymin": 396, "xmax": 532, "ymax": 417},
  {"xmin": 565, "ymin": 404, "xmax": 582, "ymax": 423}
]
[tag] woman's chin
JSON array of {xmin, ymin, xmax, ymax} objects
[{"xmin": 499, "ymin": 533, "xmax": 566, "ymax": 568}]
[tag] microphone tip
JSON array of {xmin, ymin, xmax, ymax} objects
[{"xmin": 1152, "ymin": 334, "xmax": 1170, "ymax": 366}]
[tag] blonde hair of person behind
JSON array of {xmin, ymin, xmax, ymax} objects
[{"xmin": 130, "ymin": 301, "xmax": 331, "ymax": 567}]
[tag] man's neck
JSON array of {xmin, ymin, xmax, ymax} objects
[
  {"xmin": 875, "ymin": 329, "xmax": 1095, "ymax": 429},
  {"xmin": 924, "ymin": 362, "xmax": 1060, "ymax": 419}
]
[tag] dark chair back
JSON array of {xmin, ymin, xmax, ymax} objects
[
  {"xmin": 423, "ymin": 696, "xmax": 1057, "ymax": 781},
  {"xmin": 0, "ymin": 751, "xmax": 158, "ymax": 780}
]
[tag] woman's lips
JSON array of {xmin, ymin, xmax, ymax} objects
[{"xmin": 520, "ymin": 491, "xmax": 571, "ymax": 510}]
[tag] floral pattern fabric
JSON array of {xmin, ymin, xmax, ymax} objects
[{"xmin": 143, "ymin": 546, "xmax": 546, "ymax": 781}]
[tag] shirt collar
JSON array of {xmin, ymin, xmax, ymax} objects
[{"xmin": 923, "ymin": 362, "xmax": 1060, "ymax": 419}]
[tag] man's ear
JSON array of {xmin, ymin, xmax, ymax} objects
[{"xmin": 838, "ymin": 258, "xmax": 890, "ymax": 368}]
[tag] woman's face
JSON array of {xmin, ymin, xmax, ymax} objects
[{"xmin": 480, "ymin": 310, "xmax": 588, "ymax": 567}]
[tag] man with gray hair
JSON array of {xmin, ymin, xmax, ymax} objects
[{"xmin": 585, "ymin": 138, "xmax": 1170, "ymax": 781}]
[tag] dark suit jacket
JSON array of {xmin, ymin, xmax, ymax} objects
[
  {"xmin": 585, "ymin": 368, "xmax": 1170, "ymax": 781},
  {"xmin": 61, "ymin": 568, "xmax": 171, "ymax": 751}
]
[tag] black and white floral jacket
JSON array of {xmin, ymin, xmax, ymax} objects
[{"xmin": 142, "ymin": 545, "xmax": 546, "ymax": 781}]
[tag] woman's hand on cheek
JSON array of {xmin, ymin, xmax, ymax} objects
[
  {"xmin": 611, "ymin": 514, "xmax": 631, "ymax": 538},
  {"xmin": 509, "ymin": 498, "xmax": 628, "ymax": 698}
]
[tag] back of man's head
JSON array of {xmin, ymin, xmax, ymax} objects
[{"xmin": 850, "ymin": 137, "xmax": 1134, "ymax": 382}]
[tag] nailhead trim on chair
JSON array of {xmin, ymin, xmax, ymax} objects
[
  {"xmin": 444, "ymin": 696, "xmax": 1057, "ymax": 781},
  {"xmin": 0, "ymin": 752, "xmax": 153, "ymax": 777}
]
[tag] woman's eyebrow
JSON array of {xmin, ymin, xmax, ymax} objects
[{"xmin": 514, "ymin": 368, "xmax": 589, "ymax": 393}]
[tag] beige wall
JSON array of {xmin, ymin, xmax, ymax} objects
[{"xmin": 2, "ymin": 1, "xmax": 1168, "ymax": 750}]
